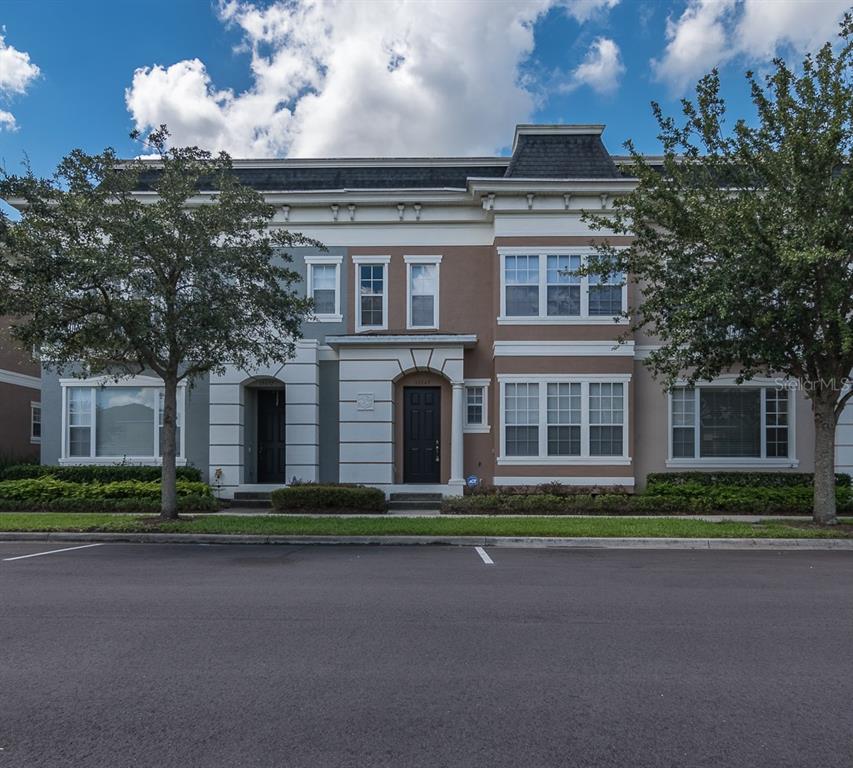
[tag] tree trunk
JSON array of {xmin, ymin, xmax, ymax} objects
[
  {"xmin": 160, "ymin": 373, "xmax": 179, "ymax": 520},
  {"xmin": 812, "ymin": 395, "xmax": 838, "ymax": 525}
]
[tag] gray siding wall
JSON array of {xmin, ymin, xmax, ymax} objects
[{"xmin": 318, "ymin": 360, "xmax": 340, "ymax": 483}]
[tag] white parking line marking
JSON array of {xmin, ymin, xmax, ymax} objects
[
  {"xmin": 474, "ymin": 546, "xmax": 494, "ymax": 565},
  {"xmin": 2, "ymin": 543, "xmax": 104, "ymax": 562}
]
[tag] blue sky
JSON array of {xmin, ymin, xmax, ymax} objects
[{"xmin": 0, "ymin": 0, "xmax": 848, "ymax": 178}]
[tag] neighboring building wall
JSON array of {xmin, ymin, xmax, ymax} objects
[
  {"xmin": 0, "ymin": 319, "xmax": 40, "ymax": 461},
  {"xmin": 837, "ymin": 399, "xmax": 853, "ymax": 477}
]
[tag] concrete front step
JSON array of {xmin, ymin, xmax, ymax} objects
[
  {"xmin": 389, "ymin": 493, "xmax": 443, "ymax": 502},
  {"xmin": 388, "ymin": 502, "xmax": 443, "ymax": 511}
]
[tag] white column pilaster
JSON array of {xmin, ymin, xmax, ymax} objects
[{"xmin": 450, "ymin": 382, "xmax": 465, "ymax": 486}]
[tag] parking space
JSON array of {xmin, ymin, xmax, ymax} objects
[{"xmin": 1, "ymin": 543, "xmax": 851, "ymax": 767}]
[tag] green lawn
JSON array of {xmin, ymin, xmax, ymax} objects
[{"xmin": 0, "ymin": 513, "xmax": 851, "ymax": 538}]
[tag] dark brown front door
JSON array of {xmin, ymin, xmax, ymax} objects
[
  {"xmin": 403, "ymin": 387, "xmax": 441, "ymax": 483},
  {"xmin": 257, "ymin": 389, "xmax": 286, "ymax": 483}
]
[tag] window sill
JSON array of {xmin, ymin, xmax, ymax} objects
[
  {"xmin": 464, "ymin": 425, "xmax": 491, "ymax": 434},
  {"xmin": 665, "ymin": 458, "xmax": 799, "ymax": 468},
  {"xmin": 355, "ymin": 326, "xmax": 389, "ymax": 334},
  {"xmin": 497, "ymin": 316, "xmax": 629, "ymax": 326},
  {"xmin": 308, "ymin": 314, "xmax": 343, "ymax": 324},
  {"xmin": 498, "ymin": 456, "xmax": 632, "ymax": 466},
  {"xmin": 59, "ymin": 457, "xmax": 188, "ymax": 466},
  {"xmin": 407, "ymin": 325, "xmax": 438, "ymax": 331}
]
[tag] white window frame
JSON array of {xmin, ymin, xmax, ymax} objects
[
  {"xmin": 464, "ymin": 378, "xmax": 491, "ymax": 433},
  {"xmin": 404, "ymin": 255, "xmax": 441, "ymax": 330},
  {"xmin": 497, "ymin": 246, "xmax": 629, "ymax": 325},
  {"xmin": 305, "ymin": 255, "xmax": 343, "ymax": 323},
  {"xmin": 353, "ymin": 255, "xmax": 390, "ymax": 333},
  {"xmin": 30, "ymin": 401, "xmax": 41, "ymax": 444},
  {"xmin": 666, "ymin": 377, "xmax": 798, "ymax": 468},
  {"xmin": 59, "ymin": 375, "xmax": 187, "ymax": 465},
  {"xmin": 497, "ymin": 374, "xmax": 631, "ymax": 465}
]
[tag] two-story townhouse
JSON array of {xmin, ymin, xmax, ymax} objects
[
  {"xmin": 33, "ymin": 123, "xmax": 853, "ymax": 496},
  {"xmin": 0, "ymin": 318, "xmax": 41, "ymax": 461}
]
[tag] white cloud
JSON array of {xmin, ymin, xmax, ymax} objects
[
  {"xmin": 559, "ymin": 0, "xmax": 621, "ymax": 22},
  {"xmin": 126, "ymin": 0, "xmax": 620, "ymax": 158},
  {"xmin": 0, "ymin": 32, "xmax": 40, "ymax": 132},
  {"xmin": 652, "ymin": 0, "xmax": 850, "ymax": 94},
  {"xmin": 562, "ymin": 37, "xmax": 625, "ymax": 94}
]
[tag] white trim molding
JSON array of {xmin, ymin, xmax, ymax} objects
[
  {"xmin": 404, "ymin": 254, "xmax": 442, "ymax": 330},
  {"xmin": 493, "ymin": 340, "xmax": 634, "ymax": 357},
  {"xmin": 493, "ymin": 475, "xmax": 635, "ymax": 487},
  {"xmin": 305, "ymin": 254, "xmax": 343, "ymax": 323},
  {"xmin": 0, "ymin": 368, "xmax": 40, "ymax": 390},
  {"xmin": 352, "ymin": 255, "xmax": 390, "ymax": 333}
]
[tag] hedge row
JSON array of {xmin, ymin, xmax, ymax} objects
[
  {"xmin": 0, "ymin": 464, "xmax": 203, "ymax": 482},
  {"xmin": 270, "ymin": 484, "xmax": 386, "ymax": 512},
  {"xmin": 442, "ymin": 486, "xmax": 853, "ymax": 516},
  {"xmin": 0, "ymin": 476, "xmax": 212, "ymax": 502},
  {"xmin": 646, "ymin": 471, "xmax": 852, "ymax": 488},
  {"xmin": 0, "ymin": 495, "xmax": 217, "ymax": 513}
]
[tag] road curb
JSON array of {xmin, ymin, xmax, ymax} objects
[{"xmin": 1, "ymin": 531, "xmax": 852, "ymax": 550}]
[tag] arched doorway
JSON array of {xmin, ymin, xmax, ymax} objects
[{"xmin": 243, "ymin": 377, "xmax": 286, "ymax": 484}]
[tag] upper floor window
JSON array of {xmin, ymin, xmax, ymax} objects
[
  {"xmin": 669, "ymin": 384, "xmax": 793, "ymax": 464},
  {"xmin": 353, "ymin": 256, "xmax": 389, "ymax": 332},
  {"xmin": 306, "ymin": 255, "xmax": 342, "ymax": 322},
  {"xmin": 499, "ymin": 248, "xmax": 626, "ymax": 324},
  {"xmin": 498, "ymin": 375, "xmax": 630, "ymax": 464},
  {"xmin": 62, "ymin": 379, "xmax": 185, "ymax": 462},
  {"xmin": 405, "ymin": 255, "xmax": 441, "ymax": 329}
]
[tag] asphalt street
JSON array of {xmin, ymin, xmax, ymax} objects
[{"xmin": 1, "ymin": 541, "xmax": 851, "ymax": 768}]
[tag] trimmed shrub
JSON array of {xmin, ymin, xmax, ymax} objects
[
  {"xmin": 441, "ymin": 485, "xmax": 853, "ymax": 516},
  {"xmin": 0, "ymin": 476, "xmax": 212, "ymax": 502},
  {"xmin": 0, "ymin": 495, "xmax": 217, "ymax": 513},
  {"xmin": 0, "ymin": 464, "xmax": 203, "ymax": 482},
  {"xmin": 270, "ymin": 484, "xmax": 386, "ymax": 512},
  {"xmin": 646, "ymin": 471, "xmax": 851, "ymax": 489}
]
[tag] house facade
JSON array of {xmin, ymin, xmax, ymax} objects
[
  {"xmin": 35, "ymin": 123, "xmax": 853, "ymax": 496},
  {"xmin": 0, "ymin": 318, "xmax": 41, "ymax": 461}
]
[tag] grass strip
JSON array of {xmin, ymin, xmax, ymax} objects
[{"xmin": 0, "ymin": 514, "xmax": 851, "ymax": 538}]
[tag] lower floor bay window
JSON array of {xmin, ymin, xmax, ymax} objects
[
  {"xmin": 62, "ymin": 378, "xmax": 185, "ymax": 462},
  {"xmin": 499, "ymin": 376, "xmax": 629, "ymax": 464},
  {"xmin": 669, "ymin": 384, "xmax": 793, "ymax": 463}
]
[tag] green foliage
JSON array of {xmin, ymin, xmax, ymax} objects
[
  {"xmin": 0, "ymin": 464, "xmax": 202, "ymax": 482},
  {"xmin": 646, "ymin": 472, "xmax": 852, "ymax": 488},
  {"xmin": 270, "ymin": 485, "xmax": 387, "ymax": 512},
  {"xmin": 0, "ymin": 476, "xmax": 212, "ymax": 502},
  {"xmin": 0, "ymin": 496, "xmax": 217, "ymax": 513},
  {"xmin": 441, "ymin": 484, "xmax": 853, "ymax": 516}
]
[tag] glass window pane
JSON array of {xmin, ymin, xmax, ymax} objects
[
  {"xmin": 313, "ymin": 289, "xmax": 336, "ymax": 315},
  {"xmin": 312, "ymin": 264, "xmax": 336, "ymax": 290},
  {"xmin": 96, "ymin": 387, "xmax": 155, "ymax": 457},
  {"xmin": 589, "ymin": 383, "xmax": 624, "ymax": 425},
  {"xmin": 466, "ymin": 386, "xmax": 483, "ymax": 425},
  {"xmin": 359, "ymin": 264, "xmax": 384, "ymax": 326},
  {"xmin": 505, "ymin": 383, "xmax": 539, "ymax": 456},
  {"xmin": 765, "ymin": 388, "xmax": 789, "ymax": 457},
  {"xmin": 506, "ymin": 286, "xmax": 539, "ymax": 316},
  {"xmin": 548, "ymin": 425, "xmax": 581, "ymax": 456},
  {"xmin": 411, "ymin": 295, "xmax": 434, "ymax": 327},
  {"xmin": 546, "ymin": 255, "xmax": 580, "ymax": 284},
  {"xmin": 547, "ymin": 285, "xmax": 580, "ymax": 316},
  {"xmin": 699, "ymin": 388, "xmax": 760, "ymax": 457},
  {"xmin": 672, "ymin": 427, "xmax": 695, "ymax": 458},
  {"xmin": 505, "ymin": 255, "xmax": 539, "ymax": 316},
  {"xmin": 590, "ymin": 425, "xmax": 623, "ymax": 456},
  {"xmin": 410, "ymin": 264, "xmax": 436, "ymax": 294},
  {"xmin": 68, "ymin": 388, "xmax": 91, "ymax": 426},
  {"xmin": 588, "ymin": 285, "xmax": 623, "ymax": 316}
]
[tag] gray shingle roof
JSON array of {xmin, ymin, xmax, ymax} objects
[{"xmin": 504, "ymin": 133, "xmax": 621, "ymax": 179}]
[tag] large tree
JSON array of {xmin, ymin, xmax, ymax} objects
[
  {"xmin": 0, "ymin": 127, "xmax": 314, "ymax": 518},
  {"xmin": 585, "ymin": 18, "xmax": 853, "ymax": 524}
]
